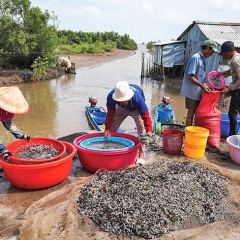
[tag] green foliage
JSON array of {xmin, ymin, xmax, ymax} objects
[
  {"xmin": 87, "ymin": 43, "xmax": 97, "ymax": 54},
  {"xmin": 0, "ymin": 1, "xmax": 137, "ymax": 69},
  {"xmin": 30, "ymin": 56, "xmax": 48, "ymax": 80},
  {"xmin": 56, "ymin": 30, "xmax": 137, "ymax": 53},
  {"xmin": 104, "ymin": 40, "xmax": 117, "ymax": 52},
  {"xmin": 117, "ymin": 34, "xmax": 137, "ymax": 50},
  {"xmin": 57, "ymin": 40, "xmax": 117, "ymax": 54},
  {"xmin": 146, "ymin": 41, "xmax": 155, "ymax": 51},
  {"xmin": 0, "ymin": 0, "xmax": 58, "ymax": 68}
]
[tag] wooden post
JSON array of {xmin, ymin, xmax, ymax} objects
[
  {"xmin": 148, "ymin": 55, "xmax": 151, "ymax": 76},
  {"xmin": 141, "ymin": 53, "xmax": 145, "ymax": 77},
  {"xmin": 146, "ymin": 58, "xmax": 149, "ymax": 76}
]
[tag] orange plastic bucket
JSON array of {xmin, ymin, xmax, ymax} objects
[
  {"xmin": 184, "ymin": 126, "xmax": 209, "ymax": 159},
  {"xmin": 162, "ymin": 129, "xmax": 184, "ymax": 155}
]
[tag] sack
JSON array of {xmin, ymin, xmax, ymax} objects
[{"xmin": 195, "ymin": 91, "xmax": 222, "ymax": 148}]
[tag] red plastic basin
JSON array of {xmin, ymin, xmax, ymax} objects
[
  {"xmin": 6, "ymin": 137, "xmax": 67, "ymax": 165},
  {"xmin": 0, "ymin": 141, "xmax": 77, "ymax": 189},
  {"xmin": 73, "ymin": 132, "xmax": 141, "ymax": 172}
]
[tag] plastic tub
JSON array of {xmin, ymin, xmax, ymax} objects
[
  {"xmin": 221, "ymin": 113, "xmax": 240, "ymax": 137},
  {"xmin": 226, "ymin": 135, "xmax": 240, "ymax": 165},
  {"xmin": 79, "ymin": 136, "xmax": 135, "ymax": 152},
  {"xmin": 0, "ymin": 141, "xmax": 77, "ymax": 189},
  {"xmin": 6, "ymin": 137, "xmax": 66, "ymax": 165},
  {"xmin": 162, "ymin": 129, "xmax": 184, "ymax": 155},
  {"xmin": 184, "ymin": 126, "xmax": 209, "ymax": 159},
  {"xmin": 158, "ymin": 106, "xmax": 176, "ymax": 123},
  {"xmin": 73, "ymin": 132, "xmax": 141, "ymax": 172}
]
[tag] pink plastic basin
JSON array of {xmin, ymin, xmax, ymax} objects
[
  {"xmin": 207, "ymin": 71, "xmax": 225, "ymax": 90},
  {"xmin": 73, "ymin": 132, "xmax": 142, "ymax": 172},
  {"xmin": 226, "ymin": 135, "xmax": 240, "ymax": 165},
  {"xmin": 0, "ymin": 142, "xmax": 77, "ymax": 189}
]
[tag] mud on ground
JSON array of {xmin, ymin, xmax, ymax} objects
[
  {"xmin": 0, "ymin": 50, "xmax": 239, "ymax": 239},
  {"xmin": 1, "ymin": 136, "xmax": 240, "ymax": 240}
]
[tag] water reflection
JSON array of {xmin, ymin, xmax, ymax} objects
[{"xmin": 0, "ymin": 45, "xmax": 186, "ymax": 145}]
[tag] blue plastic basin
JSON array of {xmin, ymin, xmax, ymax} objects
[
  {"xmin": 221, "ymin": 113, "xmax": 240, "ymax": 137},
  {"xmin": 79, "ymin": 136, "xmax": 135, "ymax": 152}
]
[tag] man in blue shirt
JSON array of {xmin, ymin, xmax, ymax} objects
[
  {"xmin": 180, "ymin": 39, "xmax": 219, "ymax": 126},
  {"xmin": 105, "ymin": 81, "xmax": 152, "ymax": 159}
]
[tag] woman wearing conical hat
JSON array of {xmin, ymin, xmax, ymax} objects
[{"xmin": 0, "ymin": 86, "xmax": 30, "ymax": 160}]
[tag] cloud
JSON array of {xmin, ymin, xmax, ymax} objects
[
  {"xmin": 30, "ymin": 0, "xmax": 240, "ymax": 43},
  {"xmin": 82, "ymin": 6, "xmax": 104, "ymax": 18}
]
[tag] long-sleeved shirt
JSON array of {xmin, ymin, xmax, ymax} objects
[
  {"xmin": 0, "ymin": 109, "xmax": 23, "ymax": 151},
  {"xmin": 105, "ymin": 84, "xmax": 152, "ymax": 132},
  {"xmin": 226, "ymin": 52, "xmax": 240, "ymax": 90}
]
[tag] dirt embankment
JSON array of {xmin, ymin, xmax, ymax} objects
[{"xmin": 0, "ymin": 49, "xmax": 134, "ymax": 86}]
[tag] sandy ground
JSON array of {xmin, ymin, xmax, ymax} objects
[
  {"xmin": 1, "ymin": 140, "xmax": 240, "ymax": 240},
  {"xmin": 1, "ymin": 50, "xmax": 240, "ymax": 240},
  {"xmin": 66, "ymin": 49, "xmax": 135, "ymax": 70}
]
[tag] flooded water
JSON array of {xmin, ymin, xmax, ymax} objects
[{"xmin": 0, "ymin": 45, "xmax": 186, "ymax": 145}]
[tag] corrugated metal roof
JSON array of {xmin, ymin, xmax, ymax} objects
[
  {"xmin": 153, "ymin": 40, "xmax": 185, "ymax": 46},
  {"xmin": 177, "ymin": 20, "xmax": 240, "ymax": 47}
]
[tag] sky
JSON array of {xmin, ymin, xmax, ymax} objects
[{"xmin": 31, "ymin": 0, "xmax": 240, "ymax": 44}]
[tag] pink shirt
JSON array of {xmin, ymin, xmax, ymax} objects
[{"xmin": 0, "ymin": 109, "xmax": 14, "ymax": 122}]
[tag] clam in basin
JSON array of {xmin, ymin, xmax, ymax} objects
[
  {"xmin": 6, "ymin": 137, "xmax": 67, "ymax": 165},
  {"xmin": 0, "ymin": 141, "xmax": 76, "ymax": 189},
  {"xmin": 79, "ymin": 136, "xmax": 135, "ymax": 152}
]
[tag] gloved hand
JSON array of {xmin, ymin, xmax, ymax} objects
[
  {"xmin": 20, "ymin": 134, "xmax": 31, "ymax": 141},
  {"xmin": 0, "ymin": 148, "xmax": 12, "ymax": 161}
]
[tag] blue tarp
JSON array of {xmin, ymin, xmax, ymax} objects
[
  {"xmin": 154, "ymin": 42, "xmax": 185, "ymax": 67},
  {"xmin": 162, "ymin": 44, "xmax": 185, "ymax": 67}
]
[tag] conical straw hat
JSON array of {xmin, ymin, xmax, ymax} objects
[{"xmin": 0, "ymin": 86, "xmax": 29, "ymax": 114}]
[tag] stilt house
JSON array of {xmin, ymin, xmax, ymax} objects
[{"xmin": 153, "ymin": 20, "xmax": 240, "ymax": 78}]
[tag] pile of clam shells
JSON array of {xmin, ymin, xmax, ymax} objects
[
  {"xmin": 78, "ymin": 160, "xmax": 229, "ymax": 239},
  {"xmin": 137, "ymin": 132, "xmax": 160, "ymax": 146},
  {"xmin": 137, "ymin": 132, "xmax": 161, "ymax": 151}
]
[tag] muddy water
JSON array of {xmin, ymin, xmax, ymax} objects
[{"xmin": 0, "ymin": 45, "xmax": 186, "ymax": 146}]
